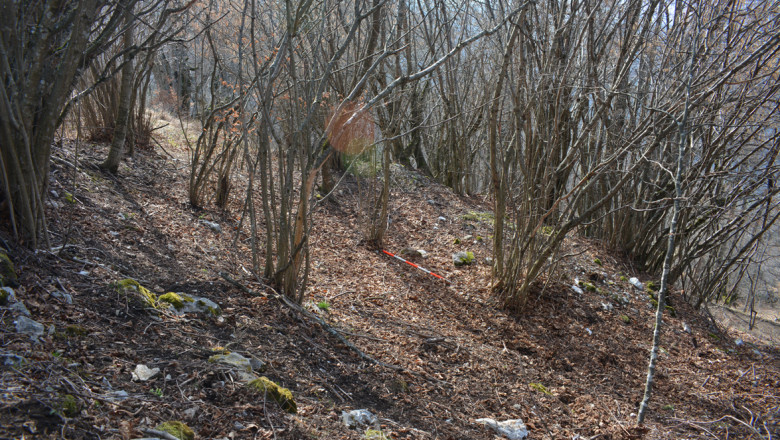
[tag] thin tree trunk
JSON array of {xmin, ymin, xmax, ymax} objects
[
  {"xmin": 101, "ymin": 8, "xmax": 135, "ymax": 173},
  {"xmin": 489, "ymin": 23, "xmax": 520, "ymax": 283},
  {"xmin": 637, "ymin": 29, "xmax": 697, "ymax": 424}
]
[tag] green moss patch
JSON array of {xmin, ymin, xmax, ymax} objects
[
  {"xmin": 115, "ymin": 278, "xmax": 158, "ymax": 308},
  {"xmin": 461, "ymin": 211, "xmax": 494, "ymax": 222},
  {"xmin": 364, "ymin": 429, "xmax": 390, "ymax": 440},
  {"xmin": 65, "ymin": 325, "xmax": 89, "ymax": 337},
  {"xmin": 453, "ymin": 251, "xmax": 475, "ymax": 266},
  {"xmin": 248, "ymin": 377, "xmax": 297, "ymax": 413},
  {"xmin": 158, "ymin": 292, "xmax": 194, "ymax": 310},
  {"xmin": 0, "ymin": 252, "xmax": 18, "ymax": 287},
  {"xmin": 155, "ymin": 421, "xmax": 194, "ymax": 440},
  {"xmin": 60, "ymin": 394, "xmax": 81, "ymax": 417},
  {"xmin": 529, "ymin": 382, "xmax": 552, "ymax": 395}
]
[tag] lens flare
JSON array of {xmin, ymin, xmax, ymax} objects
[{"xmin": 327, "ymin": 102, "xmax": 375, "ymax": 155}]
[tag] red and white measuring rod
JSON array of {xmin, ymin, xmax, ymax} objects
[{"xmin": 382, "ymin": 249, "xmax": 450, "ymax": 283}]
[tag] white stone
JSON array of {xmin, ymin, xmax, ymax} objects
[
  {"xmin": 475, "ymin": 418, "xmax": 528, "ymax": 439},
  {"xmin": 629, "ymin": 277, "xmax": 644, "ymax": 290},
  {"xmin": 200, "ymin": 220, "xmax": 222, "ymax": 233},
  {"xmin": 209, "ymin": 352, "xmax": 251, "ymax": 370},
  {"xmin": 131, "ymin": 364, "xmax": 160, "ymax": 382},
  {"xmin": 342, "ymin": 409, "xmax": 378, "ymax": 428},
  {"xmin": 14, "ymin": 316, "xmax": 44, "ymax": 341}
]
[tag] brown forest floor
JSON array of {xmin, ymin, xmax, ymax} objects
[{"xmin": 0, "ymin": 137, "xmax": 778, "ymax": 440}]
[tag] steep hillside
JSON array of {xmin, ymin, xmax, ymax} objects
[{"xmin": 0, "ymin": 138, "xmax": 777, "ymax": 439}]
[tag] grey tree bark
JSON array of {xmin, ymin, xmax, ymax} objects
[
  {"xmin": 637, "ymin": 22, "xmax": 697, "ymax": 425},
  {"xmin": 101, "ymin": 8, "xmax": 136, "ymax": 174},
  {"xmin": 0, "ymin": 0, "xmax": 132, "ymax": 247}
]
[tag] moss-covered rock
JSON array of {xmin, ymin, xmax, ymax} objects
[
  {"xmin": 115, "ymin": 278, "xmax": 157, "ymax": 308},
  {"xmin": 154, "ymin": 421, "xmax": 194, "ymax": 440},
  {"xmin": 195, "ymin": 298, "xmax": 221, "ymax": 316},
  {"xmin": 453, "ymin": 251, "xmax": 475, "ymax": 266},
  {"xmin": 248, "ymin": 377, "xmax": 297, "ymax": 413},
  {"xmin": 209, "ymin": 352, "xmax": 252, "ymax": 371},
  {"xmin": 158, "ymin": 292, "xmax": 194, "ymax": 310},
  {"xmin": 0, "ymin": 252, "xmax": 18, "ymax": 288}
]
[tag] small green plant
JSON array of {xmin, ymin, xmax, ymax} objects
[
  {"xmin": 620, "ymin": 315, "xmax": 631, "ymax": 324},
  {"xmin": 593, "ymin": 258, "xmax": 602, "ymax": 266},
  {"xmin": 60, "ymin": 394, "xmax": 81, "ymax": 417},
  {"xmin": 540, "ymin": 226, "xmax": 554, "ymax": 236},
  {"xmin": 64, "ymin": 192, "xmax": 76, "ymax": 204},
  {"xmin": 619, "ymin": 275, "xmax": 628, "ymax": 282},
  {"xmin": 453, "ymin": 238, "xmax": 461, "ymax": 244},
  {"xmin": 662, "ymin": 404, "xmax": 674, "ymax": 411},
  {"xmin": 316, "ymin": 301, "xmax": 330, "ymax": 312},
  {"xmin": 646, "ymin": 281, "xmax": 659, "ymax": 292},
  {"xmin": 364, "ymin": 429, "xmax": 389, "ymax": 440},
  {"xmin": 150, "ymin": 387, "xmax": 163, "ymax": 398},
  {"xmin": 529, "ymin": 382, "xmax": 552, "ymax": 395}
]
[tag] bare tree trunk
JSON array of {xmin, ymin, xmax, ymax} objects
[
  {"xmin": 0, "ymin": 0, "xmax": 107, "ymax": 247},
  {"xmin": 101, "ymin": 7, "xmax": 135, "ymax": 173},
  {"xmin": 489, "ymin": 23, "xmax": 520, "ymax": 282},
  {"xmin": 637, "ymin": 26, "xmax": 697, "ymax": 425}
]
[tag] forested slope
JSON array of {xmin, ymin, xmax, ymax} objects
[{"xmin": 0, "ymin": 139, "xmax": 777, "ymax": 439}]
